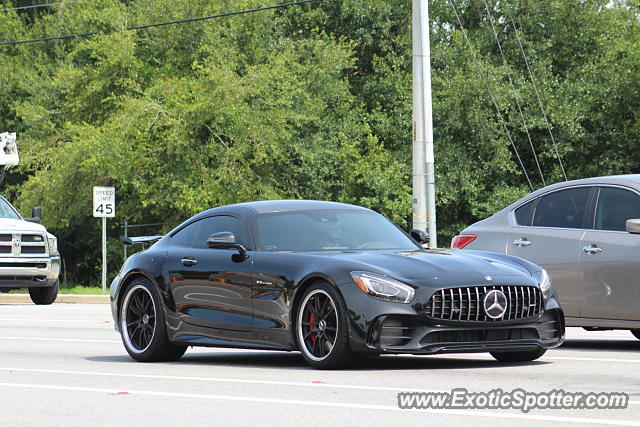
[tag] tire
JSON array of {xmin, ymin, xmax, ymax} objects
[
  {"xmin": 490, "ymin": 348, "xmax": 547, "ymax": 362},
  {"xmin": 295, "ymin": 281, "xmax": 357, "ymax": 370},
  {"xmin": 631, "ymin": 329, "xmax": 640, "ymax": 340},
  {"xmin": 29, "ymin": 280, "xmax": 59, "ymax": 305},
  {"xmin": 119, "ymin": 277, "xmax": 187, "ymax": 362}
]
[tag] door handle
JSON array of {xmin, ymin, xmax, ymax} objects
[
  {"xmin": 582, "ymin": 245, "xmax": 603, "ymax": 254},
  {"xmin": 513, "ymin": 239, "xmax": 532, "ymax": 247},
  {"xmin": 181, "ymin": 257, "xmax": 198, "ymax": 266}
]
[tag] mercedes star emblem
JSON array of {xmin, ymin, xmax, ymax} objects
[{"xmin": 483, "ymin": 289, "xmax": 508, "ymax": 319}]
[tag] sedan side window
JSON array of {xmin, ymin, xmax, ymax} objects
[
  {"xmin": 595, "ymin": 187, "xmax": 640, "ymax": 232},
  {"xmin": 172, "ymin": 215, "xmax": 249, "ymax": 249},
  {"xmin": 514, "ymin": 200, "xmax": 536, "ymax": 226},
  {"xmin": 533, "ymin": 187, "xmax": 591, "ymax": 229}
]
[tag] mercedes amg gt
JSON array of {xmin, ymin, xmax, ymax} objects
[{"xmin": 110, "ymin": 200, "xmax": 565, "ymax": 369}]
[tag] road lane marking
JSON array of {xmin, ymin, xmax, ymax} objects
[
  {"xmin": 1, "ymin": 367, "xmax": 637, "ymax": 406},
  {"xmin": 0, "ymin": 382, "xmax": 638, "ymax": 426},
  {"xmin": 546, "ymin": 356, "xmax": 640, "ymax": 364},
  {"xmin": 0, "ymin": 318, "xmax": 111, "ymax": 323},
  {"xmin": 0, "ymin": 336, "xmax": 119, "ymax": 343},
  {"xmin": 0, "ymin": 367, "xmax": 444, "ymax": 393}
]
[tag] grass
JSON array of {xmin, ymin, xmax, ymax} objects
[{"xmin": 8, "ymin": 285, "xmax": 108, "ymax": 294}]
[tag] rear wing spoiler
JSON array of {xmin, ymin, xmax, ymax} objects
[{"xmin": 120, "ymin": 235, "xmax": 163, "ymax": 249}]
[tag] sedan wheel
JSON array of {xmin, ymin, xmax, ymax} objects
[
  {"xmin": 296, "ymin": 282, "xmax": 356, "ymax": 369},
  {"xmin": 120, "ymin": 278, "xmax": 186, "ymax": 362}
]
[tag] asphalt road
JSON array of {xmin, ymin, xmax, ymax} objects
[{"xmin": 1, "ymin": 304, "xmax": 639, "ymax": 427}]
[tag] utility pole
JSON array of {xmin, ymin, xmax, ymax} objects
[{"xmin": 412, "ymin": 0, "xmax": 437, "ymax": 248}]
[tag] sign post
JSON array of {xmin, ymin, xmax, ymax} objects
[{"xmin": 93, "ymin": 186, "xmax": 115, "ymax": 293}]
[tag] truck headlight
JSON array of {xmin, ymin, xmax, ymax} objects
[
  {"xmin": 350, "ymin": 272, "xmax": 415, "ymax": 304},
  {"xmin": 539, "ymin": 269, "xmax": 553, "ymax": 299},
  {"xmin": 47, "ymin": 233, "xmax": 59, "ymax": 256}
]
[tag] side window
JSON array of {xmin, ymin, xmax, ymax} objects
[
  {"xmin": 171, "ymin": 221, "xmax": 199, "ymax": 247},
  {"xmin": 514, "ymin": 200, "xmax": 536, "ymax": 226},
  {"xmin": 595, "ymin": 187, "xmax": 640, "ymax": 232},
  {"xmin": 533, "ymin": 187, "xmax": 591, "ymax": 229},
  {"xmin": 172, "ymin": 215, "xmax": 249, "ymax": 249}
]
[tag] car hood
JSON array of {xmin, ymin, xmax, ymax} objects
[
  {"xmin": 315, "ymin": 249, "xmax": 536, "ymax": 287},
  {"xmin": 0, "ymin": 218, "xmax": 47, "ymax": 233}
]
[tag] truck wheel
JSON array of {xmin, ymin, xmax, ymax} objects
[{"xmin": 29, "ymin": 280, "xmax": 59, "ymax": 305}]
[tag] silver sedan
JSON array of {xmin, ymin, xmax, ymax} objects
[{"xmin": 452, "ymin": 174, "xmax": 640, "ymax": 339}]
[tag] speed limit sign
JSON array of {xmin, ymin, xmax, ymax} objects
[{"xmin": 93, "ymin": 186, "xmax": 115, "ymax": 218}]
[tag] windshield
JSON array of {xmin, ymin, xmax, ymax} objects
[
  {"xmin": 0, "ymin": 197, "xmax": 20, "ymax": 220},
  {"xmin": 255, "ymin": 210, "xmax": 419, "ymax": 252}
]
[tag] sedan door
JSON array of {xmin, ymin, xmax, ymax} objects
[
  {"xmin": 507, "ymin": 186, "xmax": 593, "ymax": 318},
  {"xmin": 167, "ymin": 215, "xmax": 254, "ymax": 331},
  {"xmin": 580, "ymin": 186, "xmax": 640, "ymax": 321}
]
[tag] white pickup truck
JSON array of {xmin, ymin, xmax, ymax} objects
[{"xmin": 0, "ymin": 196, "xmax": 60, "ymax": 304}]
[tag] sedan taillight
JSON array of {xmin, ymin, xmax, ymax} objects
[{"xmin": 451, "ymin": 234, "xmax": 477, "ymax": 249}]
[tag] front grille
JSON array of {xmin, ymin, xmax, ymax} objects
[
  {"xmin": 0, "ymin": 233, "xmax": 48, "ymax": 257},
  {"xmin": 423, "ymin": 285, "xmax": 543, "ymax": 322},
  {"xmin": 420, "ymin": 328, "xmax": 539, "ymax": 345},
  {"xmin": 21, "ymin": 246, "xmax": 46, "ymax": 254},
  {"xmin": 21, "ymin": 234, "xmax": 45, "ymax": 243},
  {"xmin": 0, "ymin": 275, "xmax": 47, "ymax": 282},
  {"xmin": 0, "ymin": 262, "xmax": 47, "ymax": 268}
]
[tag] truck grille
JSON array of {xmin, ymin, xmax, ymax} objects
[
  {"xmin": 423, "ymin": 285, "xmax": 543, "ymax": 322},
  {"xmin": 0, "ymin": 233, "xmax": 48, "ymax": 258}
]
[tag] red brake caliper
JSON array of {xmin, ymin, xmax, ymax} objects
[{"xmin": 309, "ymin": 313, "xmax": 317, "ymax": 342}]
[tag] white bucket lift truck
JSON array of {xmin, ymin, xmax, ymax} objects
[{"xmin": 0, "ymin": 132, "xmax": 60, "ymax": 304}]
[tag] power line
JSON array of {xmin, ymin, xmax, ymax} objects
[
  {"xmin": 505, "ymin": 5, "xmax": 568, "ymax": 182},
  {"xmin": 481, "ymin": 0, "xmax": 545, "ymax": 187},
  {"xmin": 447, "ymin": 0, "xmax": 535, "ymax": 191},
  {"xmin": 0, "ymin": 0, "xmax": 318, "ymax": 47},
  {"xmin": 0, "ymin": 1, "xmax": 80, "ymax": 13}
]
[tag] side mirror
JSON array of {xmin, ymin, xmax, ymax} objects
[
  {"xmin": 206, "ymin": 232, "xmax": 248, "ymax": 262},
  {"xmin": 626, "ymin": 219, "xmax": 640, "ymax": 234},
  {"xmin": 25, "ymin": 206, "xmax": 42, "ymax": 223},
  {"xmin": 410, "ymin": 228, "xmax": 430, "ymax": 245}
]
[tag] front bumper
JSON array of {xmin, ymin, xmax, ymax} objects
[
  {"xmin": 0, "ymin": 256, "xmax": 60, "ymax": 288},
  {"xmin": 367, "ymin": 309, "xmax": 564, "ymax": 354},
  {"xmin": 338, "ymin": 282, "xmax": 565, "ymax": 355}
]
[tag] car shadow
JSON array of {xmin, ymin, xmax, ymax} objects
[{"xmin": 86, "ymin": 352, "xmax": 549, "ymax": 371}]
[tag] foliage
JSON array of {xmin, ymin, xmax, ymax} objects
[{"xmin": 0, "ymin": 0, "xmax": 638, "ymax": 283}]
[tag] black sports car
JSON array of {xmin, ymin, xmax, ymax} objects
[{"xmin": 110, "ymin": 200, "xmax": 565, "ymax": 369}]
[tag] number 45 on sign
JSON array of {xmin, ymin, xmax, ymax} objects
[{"xmin": 93, "ymin": 186, "xmax": 115, "ymax": 218}]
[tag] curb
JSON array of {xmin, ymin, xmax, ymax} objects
[{"xmin": 0, "ymin": 294, "xmax": 110, "ymax": 304}]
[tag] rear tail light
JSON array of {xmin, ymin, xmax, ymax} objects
[{"xmin": 451, "ymin": 234, "xmax": 477, "ymax": 249}]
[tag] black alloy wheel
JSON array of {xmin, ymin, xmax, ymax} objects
[
  {"xmin": 296, "ymin": 281, "xmax": 356, "ymax": 369},
  {"xmin": 123, "ymin": 284, "xmax": 156, "ymax": 353},
  {"xmin": 119, "ymin": 278, "xmax": 186, "ymax": 362}
]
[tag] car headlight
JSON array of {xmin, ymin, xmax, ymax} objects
[
  {"xmin": 539, "ymin": 269, "xmax": 553, "ymax": 299},
  {"xmin": 350, "ymin": 272, "xmax": 415, "ymax": 304},
  {"xmin": 47, "ymin": 233, "xmax": 59, "ymax": 256}
]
